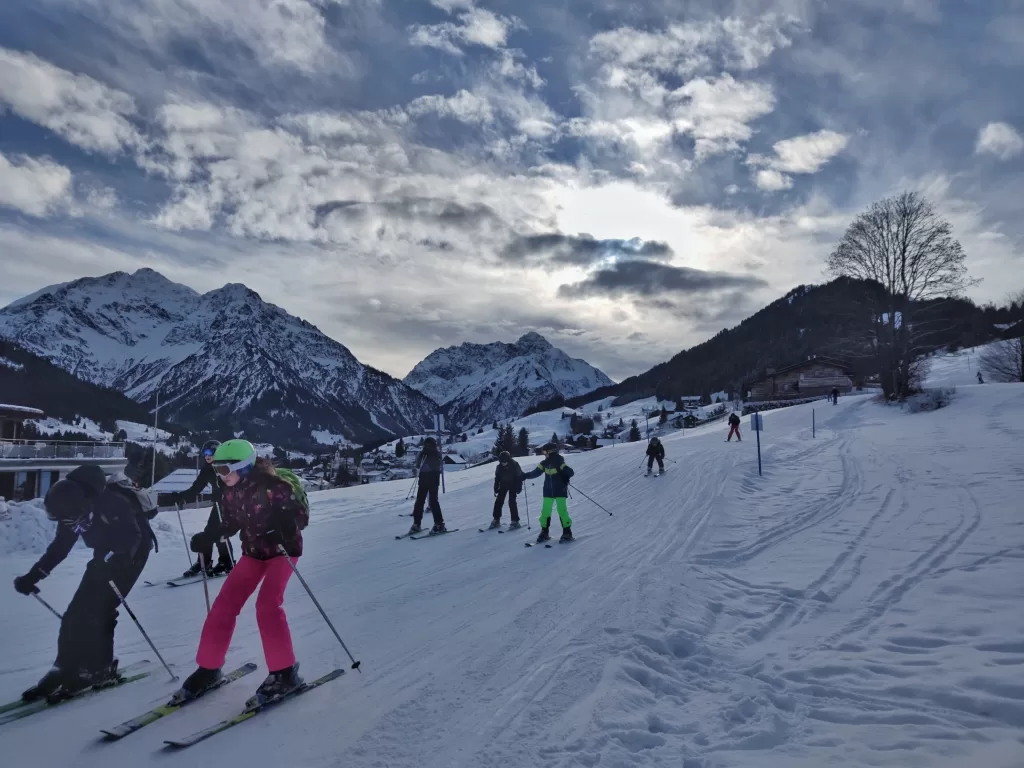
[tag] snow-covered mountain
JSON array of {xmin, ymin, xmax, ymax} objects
[
  {"xmin": 405, "ymin": 332, "xmax": 614, "ymax": 428},
  {"xmin": 0, "ymin": 269, "xmax": 436, "ymax": 447}
]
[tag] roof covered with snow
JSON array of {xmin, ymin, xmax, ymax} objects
[
  {"xmin": 0, "ymin": 404, "xmax": 45, "ymax": 418},
  {"xmin": 149, "ymin": 468, "xmax": 202, "ymax": 493}
]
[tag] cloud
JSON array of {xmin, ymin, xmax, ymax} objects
[
  {"xmin": 975, "ymin": 122, "xmax": 1024, "ymax": 160},
  {"xmin": 557, "ymin": 260, "xmax": 766, "ymax": 300},
  {"xmin": 0, "ymin": 152, "xmax": 73, "ymax": 216},
  {"xmin": 409, "ymin": 5, "xmax": 521, "ymax": 55},
  {"xmin": 755, "ymin": 169, "xmax": 794, "ymax": 191},
  {"xmin": 669, "ymin": 74, "xmax": 776, "ymax": 159},
  {"xmin": 770, "ymin": 130, "xmax": 850, "ymax": 173},
  {"xmin": 502, "ymin": 233, "xmax": 673, "ymax": 267},
  {"xmin": 0, "ymin": 48, "xmax": 142, "ymax": 154}
]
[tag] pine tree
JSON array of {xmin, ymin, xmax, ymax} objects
[
  {"xmin": 551, "ymin": 431, "xmax": 559, "ymax": 445},
  {"xmin": 517, "ymin": 427, "xmax": 530, "ymax": 456},
  {"xmin": 659, "ymin": 408, "xmax": 668, "ymax": 426},
  {"xmin": 628, "ymin": 420, "xmax": 642, "ymax": 442},
  {"xmin": 395, "ymin": 438, "xmax": 406, "ymax": 459}
]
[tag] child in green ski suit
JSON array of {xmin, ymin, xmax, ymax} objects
[{"xmin": 523, "ymin": 443, "xmax": 575, "ymax": 543}]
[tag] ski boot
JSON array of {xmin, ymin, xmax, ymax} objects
[
  {"xmin": 169, "ymin": 666, "xmax": 223, "ymax": 705},
  {"xmin": 21, "ymin": 666, "xmax": 63, "ymax": 702},
  {"xmin": 247, "ymin": 664, "xmax": 303, "ymax": 708},
  {"xmin": 45, "ymin": 661, "xmax": 121, "ymax": 704},
  {"xmin": 535, "ymin": 526, "xmax": 550, "ymax": 544},
  {"xmin": 408, "ymin": 522, "xmax": 422, "ymax": 535},
  {"xmin": 559, "ymin": 527, "xmax": 574, "ymax": 543},
  {"xmin": 211, "ymin": 560, "xmax": 233, "ymax": 576},
  {"xmin": 429, "ymin": 523, "xmax": 448, "ymax": 535},
  {"xmin": 507, "ymin": 520, "xmax": 522, "ymax": 530},
  {"xmin": 182, "ymin": 561, "xmax": 203, "ymax": 579},
  {"xmin": 488, "ymin": 518, "xmax": 501, "ymax": 529}
]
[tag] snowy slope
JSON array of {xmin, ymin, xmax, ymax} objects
[
  {"xmin": 923, "ymin": 344, "xmax": 993, "ymax": 388},
  {"xmin": 0, "ymin": 269, "xmax": 436, "ymax": 446},
  {"xmin": 1, "ymin": 385, "xmax": 1023, "ymax": 767},
  {"xmin": 405, "ymin": 332, "xmax": 614, "ymax": 428}
]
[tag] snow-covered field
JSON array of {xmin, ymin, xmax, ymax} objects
[{"xmin": 1, "ymin": 384, "xmax": 1023, "ymax": 767}]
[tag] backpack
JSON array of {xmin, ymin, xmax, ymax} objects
[
  {"xmin": 107, "ymin": 472, "xmax": 158, "ymax": 519},
  {"xmin": 275, "ymin": 468, "xmax": 310, "ymax": 513}
]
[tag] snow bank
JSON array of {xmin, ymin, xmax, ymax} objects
[{"xmin": 0, "ymin": 498, "xmax": 56, "ymax": 557}]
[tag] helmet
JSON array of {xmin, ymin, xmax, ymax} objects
[
  {"xmin": 498, "ymin": 451, "xmax": 511, "ymax": 462},
  {"xmin": 650, "ymin": 436, "xmax": 660, "ymax": 444},
  {"xmin": 540, "ymin": 442, "xmax": 557, "ymax": 454},
  {"xmin": 211, "ymin": 439, "xmax": 256, "ymax": 477},
  {"xmin": 44, "ymin": 479, "xmax": 89, "ymax": 522},
  {"xmin": 201, "ymin": 439, "xmax": 221, "ymax": 458}
]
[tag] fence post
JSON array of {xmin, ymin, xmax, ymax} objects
[{"xmin": 812, "ymin": 408, "xmax": 815, "ymax": 438}]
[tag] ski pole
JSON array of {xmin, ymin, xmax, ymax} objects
[
  {"xmin": 175, "ymin": 504, "xmax": 193, "ymax": 570},
  {"xmin": 107, "ymin": 581, "xmax": 178, "ymax": 681},
  {"xmin": 569, "ymin": 484, "xmax": 613, "ymax": 516},
  {"xmin": 198, "ymin": 552, "xmax": 211, "ymax": 615},
  {"xmin": 405, "ymin": 475, "xmax": 419, "ymax": 501},
  {"xmin": 213, "ymin": 503, "xmax": 236, "ymax": 567},
  {"xmin": 32, "ymin": 592, "xmax": 63, "ymax": 620},
  {"xmin": 276, "ymin": 545, "xmax": 361, "ymax": 672},
  {"xmin": 524, "ymin": 485, "xmax": 531, "ymax": 530}
]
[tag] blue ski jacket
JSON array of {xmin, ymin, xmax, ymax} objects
[{"xmin": 523, "ymin": 453, "xmax": 574, "ymax": 498}]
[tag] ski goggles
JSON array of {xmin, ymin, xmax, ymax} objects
[
  {"xmin": 202, "ymin": 447, "xmax": 217, "ymax": 458},
  {"xmin": 211, "ymin": 455, "xmax": 255, "ymax": 476}
]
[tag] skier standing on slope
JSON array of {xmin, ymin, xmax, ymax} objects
[
  {"xmin": 408, "ymin": 437, "xmax": 447, "ymax": 535},
  {"xmin": 490, "ymin": 450, "xmax": 524, "ymax": 529},
  {"xmin": 173, "ymin": 440, "xmax": 309, "ymax": 703},
  {"xmin": 831, "ymin": 387, "xmax": 840, "ymax": 405},
  {"xmin": 523, "ymin": 443, "xmax": 575, "ymax": 543},
  {"xmin": 727, "ymin": 412, "xmax": 742, "ymax": 442},
  {"xmin": 645, "ymin": 436, "xmax": 665, "ymax": 475},
  {"xmin": 14, "ymin": 466, "xmax": 156, "ymax": 702},
  {"xmin": 170, "ymin": 439, "xmax": 234, "ymax": 577}
]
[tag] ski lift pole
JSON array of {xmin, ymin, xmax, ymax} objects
[
  {"xmin": 569, "ymin": 484, "xmax": 613, "ymax": 516},
  {"xmin": 175, "ymin": 503, "xmax": 193, "ymax": 569}
]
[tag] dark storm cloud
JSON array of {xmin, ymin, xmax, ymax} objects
[
  {"xmin": 557, "ymin": 260, "xmax": 766, "ymax": 300},
  {"xmin": 315, "ymin": 198, "xmax": 503, "ymax": 229},
  {"xmin": 502, "ymin": 232, "xmax": 673, "ymax": 267}
]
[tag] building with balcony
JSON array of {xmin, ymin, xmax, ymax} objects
[{"xmin": 0, "ymin": 404, "xmax": 129, "ymax": 501}]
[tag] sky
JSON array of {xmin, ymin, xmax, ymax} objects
[{"xmin": 0, "ymin": 0, "xmax": 1021, "ymax": 382}]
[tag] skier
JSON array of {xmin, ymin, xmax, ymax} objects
[
  {"xmin": 645, "ymin": 436, "xmax": 665, "ymax": 475},
  {"xmin": 727, "ymin": 412, "xmax": 742, "ymax": 442},
  {"xmin": 408, "ymin": 437, "xmax": 446, "ymax": 535},
  {"xmin": 14, "ymin": 465, "xmax": 156, "ymax": 702},
  {"xmin": 490, "ymin": 451, "xmax": 524, "ymax": 529},
  {"xmin": 976, "ymin": 371, "xmax": 984, "ymax": 384},
  {"xmin": 170, "ymin": 439, "xmax": 234, "ymax": 577},
  {"xmin": 831, "ymin": 387, "xmax": 840, "ymax": 405},
  {"xmin": 173, "ymin": 439, "xmax": 310, "ymax": 702},
  {"xmin": 523, "ymin": 442, "xmax": 575, "ymax": 543}
]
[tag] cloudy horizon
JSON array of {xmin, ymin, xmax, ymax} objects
[{"xmin": 0, "ymin": 0, "xmax": 1021, "ymax": 381}]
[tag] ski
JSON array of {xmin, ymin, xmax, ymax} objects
[
  {"xmin": 100, "ymin": 662, "xmax": 257, "ymax": 741},
  {"xmin": 409, "ymin": 528, "xmax": 460, "ymax": 540},
  {"xmin": 163, "ymin": 669, "xmax": 344, "ymax": 748},
  {"xmin": 525, "ymin": 540, "xmax": 549, "ymax": 547},
  {"xmin": 479, "ymin": 524, "xmax": 504, "ymax": 533},
  {"xmin": 0, "ymin": 661, "xmax": 154, "ymax": 726},
  {"xmin": 546, "ymin": 537, "xmax": 579, "ymax": 548},
  {"xmin": 395, "ymin": 530, "xmax": 422, "ymax": 540},
  {"xmin": 166, "ymin": 572, "xmax": 228, "ymax": 587}
]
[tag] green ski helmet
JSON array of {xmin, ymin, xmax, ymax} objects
[{"xmin": 211, "ymin": 439, "xmax": 257, "ymax": 477}]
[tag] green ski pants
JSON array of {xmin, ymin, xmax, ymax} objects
[{"xmin": 539, "ymin": 497, "xmax": 572, "ymax": 529}]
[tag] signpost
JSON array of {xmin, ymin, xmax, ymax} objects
[{"xmin": 751, "ymin": 411, "xmax": 764, "ymax": 477}]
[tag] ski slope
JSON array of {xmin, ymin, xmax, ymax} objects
[{"xmin": 2, "ymin": 386, "xmax": 1023, "ymax": 767}]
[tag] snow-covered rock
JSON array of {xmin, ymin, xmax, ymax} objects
[
  {"xmin": 405, "ymin": 332, "xmax": 613, "ymax": 428},
  {"xmin": 0, "ymin": 269, "xmax": 436, "ymax": 446}
]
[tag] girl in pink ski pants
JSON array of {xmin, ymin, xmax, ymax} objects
[{"xmin": 196, "ymin": 556, "xmax": 297, "ymax": 672}]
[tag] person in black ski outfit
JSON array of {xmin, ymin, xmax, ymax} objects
[
  {"xmin": 13, "ymin": 465, "xmax": 155, "ymax": 703},
  {"xmin": 409, "ymin": 437, "xmax": 446, "ymax": 535},
  {"xmin": 169, "ymin": 440, "xmax": 234, "ymax": 577},
  {"xmin": 490, "ymin": 451, "xmax": 524, "ymax": 529},
  {"xmin": 645, "ymin": 437, "xmax": 665, "ymax": 475}
]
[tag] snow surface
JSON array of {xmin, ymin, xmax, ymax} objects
[
  {"xmin": 1, "ymin": 386, "xmax": 1023, "ymax": 767},
  {"xmin": 923, "ymin": 344, "xmax": 993, "ymax": 389}
]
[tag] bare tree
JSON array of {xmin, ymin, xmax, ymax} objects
[
  {"xmin": 827, "ymin": 192, "xmax": 970, "ymax": 400},
  {"xmin": 980, "ymin": 289, "xmax": 1024, "ymax": 383}
]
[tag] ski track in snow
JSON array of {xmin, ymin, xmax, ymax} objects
[{"xmin": 2, "ymin": 386, "xmax": 1024, "ymax": 767}]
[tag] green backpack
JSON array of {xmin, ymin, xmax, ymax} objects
[{"xmin": 275, "ymin": 467, "xmax": 309, "ymax": 513}]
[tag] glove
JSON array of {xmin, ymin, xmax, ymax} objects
[
  {"xmin": 190, "ymin": 531, "xmax": 213, "ymax": 553},
  {"xmin": 14, "ymin": 566, "xmax": 44, "ymax": 596},
  {"xmin": 269, "ymin": 510, "xmax": 297, "ymax": 539}
]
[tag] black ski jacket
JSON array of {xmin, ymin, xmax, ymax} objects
[
  {"xmin": 494, "ymin": 460, "xmax": 524, "ymax": 494},
  {"xmin": 417, "ymin": 445, "xmax": 443, "ymax": 476},
  {"xmin": 180, "ymin": 462, "xmax": 224, "ymax": 505},
  {"xmin": 728, "ymin": 413, "xmax": 741, "ymax": 426},
  {"xmin": 646, "ymin": 442, "xmax": 665, "ymax": 459}
]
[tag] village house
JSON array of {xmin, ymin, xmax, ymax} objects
[{"xmin": 745, "ymin": 357, "xmax": 854, "ymax": 401}]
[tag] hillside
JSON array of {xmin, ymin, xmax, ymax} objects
[
  {"xmin": 405, "ymin": 332, "xmax": 613, "ymax": 428},
  {"xmin": 2, "ymin": 381, "xmax": 1021, "ymax": 767},
  {"xmin": 0, "ymin": 269, "xmax": 437, "ymax": 449}
]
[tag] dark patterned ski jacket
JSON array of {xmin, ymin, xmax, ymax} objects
[{"xmin": 219, "ymin": 474, "xmax": 309, "ymax": 559}]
